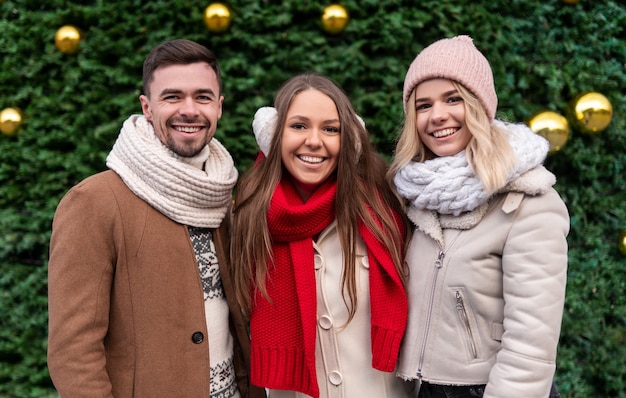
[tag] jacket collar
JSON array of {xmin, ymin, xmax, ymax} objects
[{"xmin": 408, "ymin": 165, "xmax": 557, "ymax": 246}]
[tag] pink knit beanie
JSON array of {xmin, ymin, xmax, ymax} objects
[{"xmin": 402, "ymin": 35, "xmax": 497, "ymax": 120}]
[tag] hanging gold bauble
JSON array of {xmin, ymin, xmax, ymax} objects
[
  {"xmin": 527, "ymin": 110, "xmax": 569, "ymax": 154},
  {"xmin": 619, "ymin": 230, "xmax": 626, "ymax": 256},
  {"xmin": 0, "ymin": 107, "xmax": 24, "ymax": 137},
  {"xmin": 321, "ymin": 4, "xmax": 349, "ymax": 34},
  {"xmin": 204, "ymin": 3, "xmax": 232, "ymax": 33},
  {"xmin": 55, "ymin": 25, "xmax": 82, "ymax": 54},
  {"xmin": 568, "ymin": 92, "xmax": 613, "ymax": 135}
]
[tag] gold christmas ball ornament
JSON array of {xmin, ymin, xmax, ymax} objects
[
  {"xmin": 568, "ymin": 92, "xmax": 613, "ymax": 135},
  {"xmin": 527, "ymin": 110, "xmax": 569, "ymax": 154},
  {"xmin": 0, "ymin": 107, "xmax": 24, "ymax": 137},
  {"xmin": 55, "ymin": 25, "xmax": 82, "ymax": 54},
  {"xmin": 619, "ymin": 230, "xmax": 626, "ymax": 256},
  {"xmin": 204, "ymin": 3, "xmax": 232, "ymax": 33},
  {"xmin": 321, "ymin": 4, "xmax": 349, "ymax": 34}
]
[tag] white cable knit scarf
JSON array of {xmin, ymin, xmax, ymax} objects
[
  {"xmin": 394, "ymin": 120, "xmax": 549, "ymax": 216},
  {"xmin": 106, "ymin": 114, "xmax": 238, "ymax": 228}
]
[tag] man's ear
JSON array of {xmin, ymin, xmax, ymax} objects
[
  {"xmin": 139, "ymin": 95, "xmax": 152, "ymax": 122},
  {"xmin": 217, "ymin": 95, "xmax": 224, "ymax": 120}
]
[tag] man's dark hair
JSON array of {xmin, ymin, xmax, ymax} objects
[{"xmin": 142, "ymin": 39, "xmax": 222, "ymax": 97}]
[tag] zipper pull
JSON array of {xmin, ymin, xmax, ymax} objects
[
  {"xmin": 434, "ymin": 251, "xmax": 444, "ymax": 268},
  {"xmin": 455, "ymin": 291, "xmax": 463, "ymax": 309}
]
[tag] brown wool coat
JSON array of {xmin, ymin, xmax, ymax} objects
[{"xmin": 48, "ymin": 170, "xmax": 265, "ymax": 398}]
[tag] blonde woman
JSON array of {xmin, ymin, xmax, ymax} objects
[{"xmin": 390, "ymin": 36, "xmax": 568, "ymax": 398}]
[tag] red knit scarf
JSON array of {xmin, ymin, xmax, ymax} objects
[{"xmin": 249, "ymin": 178, "xmax": 408, "ymax": 398}]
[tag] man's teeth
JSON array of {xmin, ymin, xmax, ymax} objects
[
  {"xmin": 299, "ymin": 155, "xmax": 324, "ymax": 163},
  {"xmin": 432, "ymin": 128, "xmax": 457, "ymax": 138},
  {"xmin": 176, "ymin": 126, "xmax": 201, "ymax": 133}
]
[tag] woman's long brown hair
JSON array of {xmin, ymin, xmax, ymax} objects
[{"xmin": 231, "ymin": 72, "xmax": 408, "ymax": 322}]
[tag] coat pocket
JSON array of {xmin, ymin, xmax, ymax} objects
[{"xmin": 451, "ymin": 288, "xmax": 481, "ymax": 361}]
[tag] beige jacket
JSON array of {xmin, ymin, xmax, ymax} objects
[
  {"xmin": 48, "ymin": 170, "xmax": 265, "ymax": 398},
  {"xmin": 270, "ymin": 221, "xmax": 413, "ymax": 398},
  {"xmin": 397, "ymin": 166, "xmax": 569, "ymax": 398}
]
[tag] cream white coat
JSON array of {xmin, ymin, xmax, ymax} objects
[{"xmin": 271, "ymin": 221, "xmax": 413, "ymax": 398}]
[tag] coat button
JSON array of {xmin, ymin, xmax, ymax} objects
[
  {"xmin": 314, "ymin": 254, "xmax": 323, "ymax": 270},
  {"xmin": 328, "ymin": 370, "xmax": 343, "ymax": 386},
  {"xmin": 318, "ymin": 315, "xmax": 333, "ymax": 330},
  {"xmin": 191, "ymin": 331, "xmax": 204, "ymax": 344}
]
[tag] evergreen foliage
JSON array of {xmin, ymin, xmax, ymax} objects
[{"xmin": 1, "ymin": 0, "xmax": 624, "ymax": 396}]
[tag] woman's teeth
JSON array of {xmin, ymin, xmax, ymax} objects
[
  {"xmin": 299, "ymin": 155, "xmax": 323, "ymax": 163},
  {"xmin": 432, "ymin": 128, "xmax": 457, "ymax": 138}
]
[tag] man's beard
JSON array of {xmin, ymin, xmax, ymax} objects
[
  {"xmin": 166, "ymin": 117, "xmax": 212, "ymax": 157},
  {"xmin": 166, "ymin": 133, "xmax": 209, "ymax": 157}
]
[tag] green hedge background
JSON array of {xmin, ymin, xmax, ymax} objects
[{"xmin": 1, "ymin": 0, "xmax": 625, "ymax": 396}]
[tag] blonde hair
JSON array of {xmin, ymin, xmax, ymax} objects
[
  {"xmin": 388, "ymin": 81, "xmax": 516, "ymax": 197},
  {"xmin": 232, "ymin": 72, "xmax": 407, "ymax": 321}
]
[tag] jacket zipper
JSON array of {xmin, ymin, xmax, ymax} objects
[
  {"xmin": 455, "ymin": 290, "xmax": 478, "ymax": 359},
  {"xmin": 416, "ymin": 232, "xmax": 461, "ymax": 382},
  {"xmin": 415, "ymin": 250, "xmax": 444, "ymax": 382}
]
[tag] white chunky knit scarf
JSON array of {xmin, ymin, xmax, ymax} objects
[
  {"xmin": 106, "ymin": 114, "xmax": 237, "ymax": 228},
  {"xmin": 394, "ymin": 120, "xmax": 549, "ymax": 216}
]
